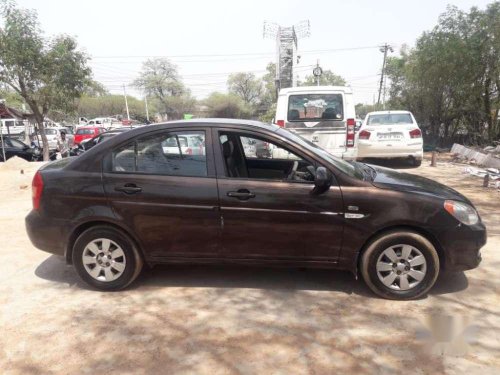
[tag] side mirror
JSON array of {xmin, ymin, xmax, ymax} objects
[{"xmin": 311, "ymin": 166, "xmax": 331, "ymax": 195}]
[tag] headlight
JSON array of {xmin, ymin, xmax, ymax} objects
[{"xmin": 444, "ymin": 200, "xmax": 479, "ymax": 225}]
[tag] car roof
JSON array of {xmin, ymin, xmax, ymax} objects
[
  {"xmin": 279, "ymin": 86, "xmax": 353, "ymax": 94},
  {"xmin": 150, "ymin": 118, "xmax": 279, "ymax": 132}
]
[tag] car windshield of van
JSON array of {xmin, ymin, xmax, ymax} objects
[
  {"xmin": 367, "ymin": 113, "xmax": 412, "ymax": 125},
  {"xmin": 288, "ymin": 94, "xmax": 343, "ymax": 121},
  {"xmin": 276, "ymin": 128, "xmax": 363, "ymax": 179}
]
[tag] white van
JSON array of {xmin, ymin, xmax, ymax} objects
[
  {"xmin": 1, "ymin": 118, "xmax": 27, "ymax": 136},
  {"xmin": 274, "ymin": 86, "xmax": 357, "ymax": 160}
]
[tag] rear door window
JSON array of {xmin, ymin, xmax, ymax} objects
[{"xmin": 113, "ymin": 131, "xmax": 207, "ymax": 177}]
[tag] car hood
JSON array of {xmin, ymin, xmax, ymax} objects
[{"xmin": 369, "ymin": 164, "xmax": 471, "ymax": 203}]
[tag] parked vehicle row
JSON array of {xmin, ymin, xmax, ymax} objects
[
  {"xmin": 274, "ymin": 86, "xmax": 424, "ymax": 165},
  {"xmin": 26, "ymin": 119, "xmax": 486, "ymax": 299}
]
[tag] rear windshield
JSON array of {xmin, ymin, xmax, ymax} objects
[
  {"xmin": 76, "ymin": 128, "xmax": 94, "ymax": 135},
  {"xmin": 288, "ymin": 94, "xmax": 343, "ymax": 121},
  {"xmin": 367, "ymin": 113, "xmax": 413, "ymax": 125}
]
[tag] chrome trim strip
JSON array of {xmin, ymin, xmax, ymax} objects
[{"xmin": 221, "ymin": 206, "xmax": 342, "ymax": 216}]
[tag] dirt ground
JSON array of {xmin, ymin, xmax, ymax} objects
[{"xmin": 0, "ymin": 154, "xmax": 499, "ymax": 374}]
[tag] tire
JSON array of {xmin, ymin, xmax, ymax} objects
[
  {"xmin": 360, "ymin": 230, "xmax": 439, "ymax": 300},
  {"xmin": 411, "ymin": 158, "xmax": 422, "ymax": 167},
  {"xmin": 72, "ymin": 225, "xmax": 143, "ymax": 291}
]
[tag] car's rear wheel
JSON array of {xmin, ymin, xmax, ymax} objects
[
  {"xmin": 410, "ymin": 157, "xmax": 422, "ymax": 167},
  {"xmin": 72, "ymin": 226, "xmax": 143, "ymax": 291},
  {"xmin": 360, "ymin": 230, "xmax": 439, "ymax": 300}
]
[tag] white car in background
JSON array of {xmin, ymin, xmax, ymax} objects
[{"xmin": 356, "ymin": 110, "xmax": 423, "ymax": 166}]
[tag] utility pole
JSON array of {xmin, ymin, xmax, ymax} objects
[
  {"xmin": 123, "ymin": 84, "xmax": 130, "ymax": 121},
  {"xmin": 377, "ymin": 43, "xmax": 393, "ymax": 106},
  {"xmin": 144, "ymin": 96, "xmax": 150, "ymax": 123}
]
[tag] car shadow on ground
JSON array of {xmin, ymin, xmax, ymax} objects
[
  {"xmin": 360, "ymin": 158, "xmax": 419, "ymax": 170},
  {"xmin": 35, "ymin": 255, "xmax": 468, "ymax": 298}
]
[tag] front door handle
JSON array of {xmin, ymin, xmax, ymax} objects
[
  {"xmin": 115, "ymin": 183, "xmax": 142, "ymax": 194},
  {"xmin": 227, "ymin": 189, "xmax": 255, "ymax": 200}
]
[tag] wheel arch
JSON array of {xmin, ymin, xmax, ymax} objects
[
  {"xmin": 354, "ymin": 225, "xmax": 445, "ymax": 276},
  {"xmin": 66, "ymin": 220, "xmax": 145, "ymax": 264}
]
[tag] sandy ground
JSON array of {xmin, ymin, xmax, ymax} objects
[{"xmin": 0, "ymin": 155, "xmax": 499, "ymax": 374}]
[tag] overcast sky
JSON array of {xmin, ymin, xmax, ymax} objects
[{"xmin": 16, "ymin": 0, "xmax": 494, "ymax": 104}]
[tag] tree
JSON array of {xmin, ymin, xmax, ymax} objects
[
  {"xmin": 299, "ymin": 70, "xmax": 346, "ymax": 86},
  {"xmin": 77, "ymin": 94, "xmax": 153, "ymax": 123},
  {"xmin": 0, "ymin": 1, "xmax": 92, "ymax": 160},
  {"xmin": 133, "ymin": 58, "xmax": 188, "ymax": 119},
  {"xmin": 355, "ymin": 103, "xmax": 383, "ymax": 119},
  {"xmin": 385, "ymin": 3, "xmax": 500, "ymax": 145},
  {"xmin": 227, "ymin": 72, "xmax": 262, "ymax": 106},
  {"xmin": 203, "ymin": 92, "xmax": 252, "ymax": 119}
]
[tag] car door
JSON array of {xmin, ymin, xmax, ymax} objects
[
  {"xmin": 213, "ymin": 128, "xmax": 344, "ymax": 262},
  {"xmin": 102, "ymin": 128, "xmax": 220, "ymax": 260}
]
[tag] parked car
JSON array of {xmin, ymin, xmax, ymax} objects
[
  {"xmin": 161, "ymin": 133, "xmax": 205, "ymax": 156},
  {"xmin": 79, "ymin": 128, "xmax": 131, "ymax": 151},
  {"xmin": 356, "ymin": 111, "xmax": 424, "ymax": 166},
  {"xmin": 26, "ymin": 127, "xmax": 75, "ymax": 150},
  {"xmin": 74, "ymin": 126, "xmax": 106, "ymax": 145},
  {"xmin": 25, "ymin": 119, "xmax": 486, "ymax": 299},
  {"xmin": 0, "ymin": 137, "xmax": 42, "ymax": 161},
  {"xmin": 275, "ymin": 86, "xmax": 357, "ymax": 160}
]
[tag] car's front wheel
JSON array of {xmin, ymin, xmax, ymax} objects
[
  {"xmin": 360, "ymin": 230, "xmax": 439, "ymax": 300},
  {"xmin": 72, "ymin": 225, "xmax": 143, "ymax": 291}
]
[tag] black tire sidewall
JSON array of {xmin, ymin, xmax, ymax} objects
[
  {"xmin": 362, "ymin": 232, "xmax": 439, "ymax": 300},
  {"xmin": 72, "ymin": 226, "xmax": 139, "ymax": 291}
]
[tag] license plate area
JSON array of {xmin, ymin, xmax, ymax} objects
[{"xmin": 378, "ymin": 132, "xmax": 403, "ymax": 141}]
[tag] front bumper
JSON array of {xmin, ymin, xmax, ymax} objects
[
  {"xmin": 25, "ymin": 210, "xmax": 66, "ymax": 257},
  {"xmin": 433, "ymin": 222, "xmax": 487, "ymax": 272}
]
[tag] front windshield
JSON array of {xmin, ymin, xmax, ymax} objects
[
  {"xmin": 276, "ymin": 128, "xmax": 363, "ymax": 179},
  {"xmin": 367, "ymin": 113, "xmax": 413, "ymax": 125}
]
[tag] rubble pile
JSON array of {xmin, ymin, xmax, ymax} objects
[{"xmin": 451, "ymin": 143, "xmax": 500, "ymax": 169}]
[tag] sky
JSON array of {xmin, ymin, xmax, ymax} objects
[{"xmin": 15, "ymin": 0, "xmax": 494, "ymax": 104}]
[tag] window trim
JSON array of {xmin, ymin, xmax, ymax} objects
[
  {"xmin": 106, "ymin": 128, "xmax": 214, "ymax": 178},
  {"xmin": 213, "ymin": 128, "xmax": 319, "ymax": 184}
]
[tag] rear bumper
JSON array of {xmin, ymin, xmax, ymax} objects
[
  {"xmin": 433, "ymin": 222, "xmax": 487, "ymax": 272},
  {"xmin": 25, "ymin": 210, "xmax": 67, "ymax": 257},
  {"xmin": 356, "ymin": 141, "xmax": 423, "ymax": 159}
]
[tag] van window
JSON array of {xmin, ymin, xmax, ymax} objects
[
  {"xmin": 367, "ymin": 113, "xmax": 413, "ymax": 125},
  {"xmin": 288, "ymin": 94, "xmax": 343, "ymax": 121}
]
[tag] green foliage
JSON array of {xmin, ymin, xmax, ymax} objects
[
  {"xmin": 77, "ymin": 94, "xmax": 152, "ymax": 123},
  {"xmin": 227, "ymin": 72, "xmax": 263, "ymax": 106},
  {"xmin": 203, "ymin": 92, "xmax": 252, "ymax": 119},
  {"xmin": 355, "ymin": 103, "xmax": 383, "ymax": 119},
  {"xmin": 0, "ymin": 0, "xmax": 92, "ymax": 159},
  {"xmin": 133, "ymin": 57, "xmax": 189, "ymax": 119},
  {"xmin": 0, "ymin": 84, "xmax": 24, "ymax": 108},
  {"xmin": 299, "ymin": 70, "xmax": 346, "ymax": 86},
  {"xmin": 386, "ymin": 2, "xmax": 500, "ymax": 145}
]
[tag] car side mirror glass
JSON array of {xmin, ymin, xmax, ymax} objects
[{"xmin": 311, "ymin": 166, "xmax": 331, "ymax": 195}]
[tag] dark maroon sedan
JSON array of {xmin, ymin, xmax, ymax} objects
[{"xmin": 25, "ymin": 119, "xmax": 486, "ymax": 299}]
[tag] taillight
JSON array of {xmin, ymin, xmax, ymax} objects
[
  {"xmin": 346, "ymin": 118, "xmax": 356, "ymax": 148},
  {"xmin": 276, "ymin": 120, "xmax": 285, "ymax": 127},
  {"xmin": 359, "ymin": 130, "xmax": 371, "ymax": 140},
  {"xmin": 409, "ymin": 128, "xmax": 422, "ymax": 138},
  {"xmin": 186, "ymin": 147, "xmax": 193, "ymax": 155},
  {"xmin": 32, "ymin": 171, "xmax": 44, "ymax": 210}
]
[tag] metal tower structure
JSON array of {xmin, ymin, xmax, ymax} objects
[{"xmin": 264, "ymin": 20, "xmax": 310, "ymax": 94}]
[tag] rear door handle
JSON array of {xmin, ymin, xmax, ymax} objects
[
  {"xmin": 227, "ymin": 189, "xmax": 255, "ymax": 200},
  {"xmin": 114, "ymin": 183, "xmax": 142, "ymax": 194}
]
